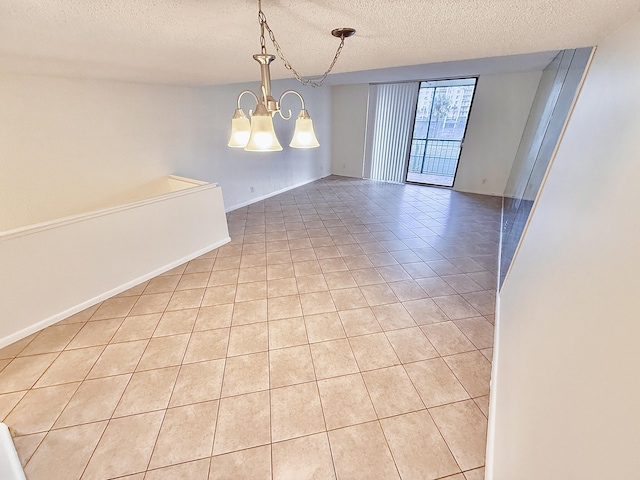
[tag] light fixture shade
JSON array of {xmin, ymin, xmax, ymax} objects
[
  {"xmin": 290, "ymin": 110, "xmax": 319, "ymax": 148},
  {"xmin": 245, "ymin": 110, "xmax": 283, "ymax": 152},
  {"xmin": 228, "ymin": 109, "xmax": 251, "ymax": 148}
]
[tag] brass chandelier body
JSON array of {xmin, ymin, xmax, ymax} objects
[{"xmin": 228, "ymin": 0, "xmax": 355, "ymax": 152}]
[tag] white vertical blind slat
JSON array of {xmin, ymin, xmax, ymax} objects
[{"xmin": 369, "ymin": 82, "xmax": 419, "ymax": 183}]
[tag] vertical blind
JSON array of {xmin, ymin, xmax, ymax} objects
[{"xmin": 368, "ymin": 82, "xmax": 419, "ymax": 183}]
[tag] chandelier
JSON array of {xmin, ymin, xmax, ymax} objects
[{"xmin": 228, "ymin": 0, "xmax": 355, "ymax": 152}]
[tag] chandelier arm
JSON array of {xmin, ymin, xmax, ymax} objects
[
  {"xmin": 257, "ymin": 1, "xmax": 348, "ymax": 88},
  {"xmin": 237, "ymin": 89, "xmax": 259, "ymax": 110}
]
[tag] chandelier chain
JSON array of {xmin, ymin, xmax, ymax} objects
[{"xmin": 257, "ymin": 0, "xmax": 346, "ymax": 87}]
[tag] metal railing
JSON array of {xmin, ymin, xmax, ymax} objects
[{"xmin": 408, "ymin": 139, "xmax": 461, "ymax": 175}]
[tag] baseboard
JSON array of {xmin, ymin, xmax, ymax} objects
[
  {"xmin": 0, "ymin": 237, "xmax": 231, "ymax": 349},
  {"xmin": 225, "ymin": 175, "xmax": 327, "ymax": 212},
  {"xmin": 484, "ymin": 292, "xmax": 501, "ymax": 480}
]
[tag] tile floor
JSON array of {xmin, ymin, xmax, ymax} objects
[{"xmin": 0, "ymin": 176, "xmax": 500, "ymax": 480}]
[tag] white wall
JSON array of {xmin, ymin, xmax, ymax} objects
[
  {"xmin": 330, "ymin": 84, "xmax": 369, "ymax": 178},
  {"xmin": 489, "ymin": 14, "xmax": 640, "ymax": 480},
  {"xmin": 0, "ymin": 73, "xmax": 198, "ymax": 231},
  {"xmin": 454, "ymin": 71, "xmax": 542, "ymax": 196}
]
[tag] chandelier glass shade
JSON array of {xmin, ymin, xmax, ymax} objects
[{"xmin": 228, "ymin": 0, "xmax": 354, "ymax": 152}]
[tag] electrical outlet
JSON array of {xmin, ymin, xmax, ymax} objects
[{"xmin": 250, "ymin": 186, "xmax": 255, "ymax": 193}]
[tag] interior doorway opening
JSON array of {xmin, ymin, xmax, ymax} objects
[{"xmin": 406, "ymin": 78, "xmax": 477, "ymax": 187}]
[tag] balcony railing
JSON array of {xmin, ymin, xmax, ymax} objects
[{"xmin": 408, "ymin": 139, "xmax": 461, "ymax": 176}]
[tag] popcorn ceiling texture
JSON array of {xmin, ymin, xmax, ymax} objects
[{"xmin": 0, "ymin": 0, "xmax": 637, "ymax": 85}]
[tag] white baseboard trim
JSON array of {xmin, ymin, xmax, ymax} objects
[
  {"xmin": 484, "ymin": 292, "xmax": 501, "ymax": 480},
  {"xmin": 225, "ymin": 175, "xmax": 327, "ymax": 212},
  {"xmin": 0, "ymin": 237, "xmax": 231, "ymax": 349}
]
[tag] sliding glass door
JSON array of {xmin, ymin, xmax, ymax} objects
[{"xmin": 407, "ymin": 78, "xmax": 476, "ymax": 187}]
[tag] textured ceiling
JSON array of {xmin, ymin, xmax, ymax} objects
[{"xmin": 0, "ymin": 0, "xmax": 638, "ymax": 86}]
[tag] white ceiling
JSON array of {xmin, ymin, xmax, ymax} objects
[{"xmin": 0, "ymin": 0, "xmax": 638, "ymax": 86}]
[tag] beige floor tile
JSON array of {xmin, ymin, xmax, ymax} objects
[
  {"xmin": 402, "ymin": 298, "xmax": 450, "ymax": 325},
  {"xmin": 18, "ymin": 324, "xmax": 83, "ymax": 356},
  {"xmin": 351, "ymin": 268, "xmax": 386, "ymax": 286},
  {"xmin": 55, "ymin": 374, "xmax": 131, "ymax": 428},
  {"xmin": 429, "ymin": 400, "xmax": 488, "ymax": 471},
  {"xmin": 268, "ymin": 277, "xmax": 299, "ymax": 298},
  {"xmin": 24, "ymin": 421, "xmax": 107, "ymax": 480},
  {"xmin": 362, "ymin": 366, "xmax": 424, "ymax": 418},
  {"xmin": 59, "ymin": 304, "xmax": 100, "ymax": 325},
  {"xmin": 176, "ymin": 272, "xmax": 211, "ymax": 291},
  {"xmin": 231, "ymin": 299, "xmax": 268, "ymax": 325},
  {"xmin": 293, "ymin": 260, "xmax": 323, "ymax": 277},
  {"xmin": 441, "ymin": 274, "xmax": 484, "ymax": 294},
  {"xmin": 82, "ymin": 410, "xmax": 165, "ymax": 479},
  {"xmin": 402, "ymin": 262, "xmax": 438, "ymax": 280},
  {"xmin": 296, "ymin": 274, "xmax": 329, "ymax": 294},
  {"xmin": 0, "ymin": 358, "xmax": 9, "ymax": 373},
  {"xmin": 453, "ymin": 317, "xmax": 494, "ymax": 350},
  {"xmin": 462, "ymin": 291, "xmax": 496, "ymax": 316},
  {"xmin": 136, "ymin": 334, "xmax": 190, "ymax": 370},
  {"xmin": 35, "ymin": 346, "xmax": 104, "ymax": 387},
  {"xmin": 464, "ymin": 466, "xmax": 486, "ymax": 480},
  {"xmin": 237, "ymin": 266, "xmax": 267, "ymax": 284},
  {"xmin": 111, "ymin": 313, "xmax": 162, "ymax": 342},
  {"xmin": 349, "ymin": 333, "xmax": 400, "ymax": 371},
  {"xmin": 269, "ymin": 295, "xmax": 304, "ymax": 319},
  {"xmin": 473, "ymin": 395, "xmax": 490, "ymax": 417},
  {"xmin": 129, "ymin": 292, "xmax": 172, "ymax": 316},
  {"xmin": 269, "ymin": 317, "xmax": 308, "ymax": 349},
  {"xmin": 209, "ymin": 445, "xmax": 271, "ymax": 480},
  {"xmin": 160, "ymin": 264, "xmax": 187, "ymax": 277},
  {"xmin": 404, "ymin": 358, "xmax": 469, "ymax": 408},
  {"xmin": 338, "ymin": 307, "xmax": 382, "ymax": 337},
  {"xmin": 0, "ymin": 353, "xmax": 59, "ymax": 393},
  {"xmin": 380, "ymin": 410, "xmax": 460, "ymax": 480},
  {"xmin": 189, "ymin": 257, "xmax": 217, "ymax": 272},
  {"xmin": 221, "ymin": 352, "xmax": 269, "ymax": 397},
  {"xmin": 269, "ymin": 345, "xmax": 315, "ymax": 388},
  {"xmin": 371, "ymin": 303, "xmax": 417, "ymax": 331},
  {"xmin": 271, "ymin": 382, "xmax": 325, "ymax": 442},
  {"xmin": 214, "ymin": 256, "xmax": 241, "ymax": 271},
  {"xmin": 310, "ymin": 339, "xmax": 359, "ymax": 380},
  {"xmin": 268, "ymin": 251, "xmax": 293, "ymax": 265},
  {"xmin": 149, "ymin": 400, "xmax": 218, "ymax": 468},
  {"xmin": 0, "ymin": 390, "xmax": 27, "ymax": 421},
  {"xmin": 183, "ymin": 328, "xmax": 229, "ymax": 363},
  {"xmin": 330, "ymin": 287, "xmax": 368, "ymax": 311},
  {"xmin": 272, "ymin": 432, "xmax": 336, "ymax": 480},
  {"xmin": 227, "ymin": 322, "xmax": 268, "ymax": 356},
  {"xmin": 367, "ymin": 252, "xmax": 399, "ymax": 268},
  {"xmin": 0, "ymin": 334, "xmax": 37, "ymax": 360},
  {"xmin": 385, "ymin": 327, "xmax": 439, "ymax": 363},
  {"xmin": 66, "ymin": 319, "xmax": 122, "ymax": 349},
  {"xmin": 87, "ymin": 340, "xmax": 147, "ymax": 378},
  {"xmin": 91, "ymin": 296, "xmax": 137, "ymax": 320},
  {"xmin": 323, "ymin": 271, "xmax": 357, "ymax": 290},
  {"xmin": 432, "ymin": 295, "xmax": 480, "ymax": 320},
  {"xmin": 377, "ymin": 266, "xmax": 412, "ymax": 283},
  {"xmin": 166, "ymin": 288, "xmax": 205, "ymax": 311},
  {"xmin": 343, "ymin": 255, "xmax": 374, "ymax": 271},
  {"xmin": 13, "ymin": 432, "xmax": 45, "ymax": 467},
  {"xmin": 235, "ymin": 281, "xmax": 267, "ymax": 302},
  {"xmin": 267, "ymin": 263, "xmax": 295, "ymax": 280},
  {"xmin": 444, "ymin": 351, "xmax": 492, "ymax": 398},
  {"xmin": 415, "ymin": 277, "xmax": 457, "ymax": 297},
  {"xmin": 201, "ymin": 285, "xmax": 237, "ymax": 307},
  {"xmin": 360, "ymin": 284, "xmax": 399, "ymax": 306},
  {"xmin": 194, "ymin": 304, "xmax": 233, "ymax": 331},
  {"xmin": 152, "ymin": 309, "xmax": 198, "ymax": 337},
  {"xmin": 304, "ymin": 312, "xmax": 346, "ymax": 343},
  {"xmin": 213, "ymin": 391, "xmax": 271, "ymax": 455},
  {"xmin": 144, "ymin": 275, "xmax": 181, "ymax": 294},
  {"xmin": 113, "ymin": 366, "xmax": 178, "ymax": 417},
  {"xmin": 146, "ymin": 458, "xmax": 211, "ymax": 480},
  {"xmin": 328, "ymin": 421, "xmax": 400, "ymax": 479},
  {"xmin": 421, "ymin": 322, "xmax": 476, "ymax": 356},
  {"xmin": 5, "ymin": 382, "xmax": 78, "ymax": 435},
  {"xmin": 317, "ymin": 374, "xmax": 376, "ymax": 430},
  {"xmin": 480, "ymin": 347, "xmax": 493, "ymax": 362},
  {"xmin": 388, "ymin": 280, "xmax": 429, "ymax": 302},
  {"xmin": 170, "ymin": 359, "xmax": 225, "ymax": 407},
  {"xmin": 290, "ymin": 248, "xmax": 317, "ymax": 262},
  {"xmin": 300, "ymin": 291, "xmax": 336, "ymax": 316},
  {"xmin": 241, "ymin": 253, "xmax": 267, "ymax": 268}
]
